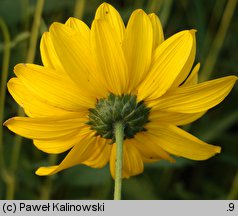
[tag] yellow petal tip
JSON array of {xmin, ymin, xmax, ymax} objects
[
  {"xmin": 215, "ymin": 146, "xmax": 221, "ymax": 153},
  {"xmin": 35, "ymin": 166, "xmax": 58, "ymax": 176},
  {"xmin": 190, "ymin": 29, "xmax": 197, "ymax": 34},
  {"xmin": 2, "ymin": 118, "xmax": 13, "ymax": 127}
]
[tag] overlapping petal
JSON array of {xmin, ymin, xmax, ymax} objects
[
  {"xmin": 149, "ymin": 110, "xmax": 205, "ymax": 126},
  {"xmin": 49, "ymin": 22, "xmax": 108, "ymax": 98},
  {"xmin": 36, "ymin": 135, "xmax": 96, "ymax": 175},
  {"xmin": 122, "ymin": 9, "xmax": 153, "ymax": 93},
  {"xmin": 83, "ymin": 136, "xmax": 112, "ymax": 168},
  {"xmin": 182, "ymin": 63, "xmax": 200, "ymax": 87},
  {"xmin": 147, "ymin": 123, "xmax": 221, "ymax": 160},
  {"xmin": 133, "ymin": 131, "xmax": 175, "ymax": 163},
  {"xmin": 40, "ymin": 32, "xmax": 64, "ymax": 71},
  {"xmin": 110, "ymin": 141, "xmax": 144, "ymax": 179},
  {"xmin": 65, "ymin": 17, "xmax": 90, "ymax": 37},
  {"xmin": 4, "ymin": 114, "xmax": 88, "ymax": 140},
  {"xmin": 91, "ymin": 19, "xmax": 128, "ymax": 94},
  {"xmin": 14, "ymin": 63, "xmax": 95, "ymax": 111},
  {"xmin": 95, "ymin": 2, "xmax": 125, "ymax": 43},
  {"xmin": 149, "ymin": 76, "xmax": 237, "ymax": 113},
  {"xmin": 33, "ymin": 127, "xmax": 91, "ymax": 154},
  {"xmin": 137, "ymin": 30, "xmax": 195, "ymax": 101},
  {"xmin": 149, "ymin": 13, "xmax": 164, "ymax": 51},
  {"xmin": 7, "ymin": 78, "xmax": 72, "ymax": 117}
]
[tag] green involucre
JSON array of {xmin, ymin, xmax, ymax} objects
[{"xmin": 87, "ymin": 93, "xmax": 150, "ymax": 142}]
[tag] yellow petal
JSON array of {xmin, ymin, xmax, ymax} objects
[
  {"xmin": 40, "ymin": 32, "xmax": 64, "ymax": 71},
  {"xmin": 110, "ymin": 141, "xmax": 144, "ymax": 179},
  {"xmin": 14, "ymin": 63, "xmax": 95, "ymax": 111},
  {"xmin": 149, "ymin": 13, "xmax": 164, "ymax": 51},
  {"xmin": 138, "ymin": 30, "xmax": 195, "ymax": 101},
  {"xmin": 91, "ymin": 19, "xmax": 128, "ymax": 94},
  {"xmin": 123, "ymin": 9, "xmax": 153, "ymax": 93},
  {"xmin": 147, "ymin": 123, "xmax": 221, "ymax": 160},
  {"xmin": 7, "ymin": 78, "xmax": 72, "ymax": 117},
  {"xmin": 128, "ymin": 137, "xmax": 161, "ymax": 163},
  {"xmin": 49, "ymin": 22, "xmax": 107, "ymax": 98},
  {"xmin": 149, "ymin": 109, "xmax": 206, "ymax": 126},
  {"xmin": 36, "ymin": 135, "xmax": 96, "ymax": 176},
  {"xmin": 33, "ymin": 127, "xmax": 91, "ymax": 154},
  {"xmin": 134, "ymin": 131, "xmax": 175, "ymax": 163},
  {"xmin": 95, "ymin": 2, "xmax": 125, "ymax": 43},
  {"xmin": 83, "ymin": 136, "xmax": 112, "ymax": 168},
  {"xmin": 4, "ymin": 114, "xmax": 87, "ymax": 140},
  {"xmin": 65, "ymin": 17, "xmax": 90, "ymax": 38},
  {"xmin": 169, "ymin": 31, "xmax": 196, "ymax": 89},
  {"xmin": 150, "ymin": 76, "xmax": 238, "ymax": 113},
  {"xmin": 182, "ymin": 63, "xmax": 200, "ymax": 87}
]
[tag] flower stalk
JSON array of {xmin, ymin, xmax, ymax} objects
[
  {"xmin": 0, "ymin": 17, "xmax": 11, "ymax": 185},
  {"xmin": 114, "ymin": 121, "xmax": 124, "ymax": 200}
]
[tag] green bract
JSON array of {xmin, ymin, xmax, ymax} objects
[{"xmin": 87, "ymin": 93, "xmax": 150, "ymax": 141}]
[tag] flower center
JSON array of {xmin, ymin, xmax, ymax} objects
[{"xmin": 87, "ymin": 93, "xmax": 150, "ymax": 142}]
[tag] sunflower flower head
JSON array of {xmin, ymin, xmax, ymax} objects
[{"xmin": 4, "ymin": 3, "xmax": 237, "ymax": 179}]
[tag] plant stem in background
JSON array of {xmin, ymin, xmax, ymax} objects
[
  {"xmin": 40, "ymin": 154, "xmax": 57, "ymax": 199},
  {"xmin": 159, "ymin": 0, "xmax": 173, "ymax": 27},
  {"xmin": 201, "ymin": 0, "xmax": 226, "ymax": 60},
  {"xmin": 74, "ymin": 0, "xmax": 86, "ymax": 20},
  {"xmin": 200, "ymin": 0, "xmax": 238, "ymax": 81},
  {"xmin": 0, "ymin": 17, "xmax": 11, "ymax": 186},
  {"xmin": 147, "ymin": 0, "xmax": 163, "ymax": 13},
  {"xmin": 26, "ymin": 0, "xmax": 45, "ymax": 63},
  {"xmin": 5, "ymin": 0, "xmax": 45, "ymax": 200},
  {"xmin": 227, "ymin": 170, "xmax": 238, "ymax": 199},
  {"xmin": 114, "ymin": 122, "xmax": 124, "ymax": 200},
  {"xmin": 0, "ymin": 32, "xmax": 30, "ymax": 53}
]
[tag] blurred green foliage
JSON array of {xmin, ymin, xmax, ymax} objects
[{"xmin": 0, "ymin": 0, "xmax": 238, "ymax": 200}]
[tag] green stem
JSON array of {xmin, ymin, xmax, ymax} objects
[
  {"xmin": 159, "ymin": 0, "xmax": 173, "ymax": 27},
  {"xmin": 227, "ymin": 170, "xmax": 238, "ymax": 199},
  {"xmin": 114, "ymin": 121, "xmax": 124, "ymax": 200},
  {"xmin": 5, "ymin": 0, "xmax": 45, "ymax": 200},
  {"xmin": 73, "ymin": 0, "xmax": 86, "ymax": 19},
  {"xmin": 26, "ymin": 0, "xmax": 44, "ymax": 63},
  {"xmin": 40, "ymin": 154, "xmax": 57, "ymax": 200},
  {"xmin": 0, "ymin": 17, "xmax": 11, "ymax": 184},
  {"xmin": 200, "ymin": 0, "xmax": 238, "ymax": 81}
]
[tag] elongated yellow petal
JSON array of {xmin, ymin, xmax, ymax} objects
[
  {"xmin": 149, "ymin": 109, "xmax": 206, "ymax": 125},
  {"xmin": 182, "ymin": 63, "xmax": 200, "ymax": 86},
  {"xmin": 147, "ymin": 123, "xmax": 221, "ymax": 160},
  {"xmin": 128, "ymin": 137, "xmax": 161, "ymax": 163},
  {"xmin": 95, "ymin": 2, "xmax": 125, "ymax": 43},
  {"xmin": 83, "ymin": 136, "xmax": 112, "ymax": 168},
  {"xmin": 170, "ymin": 31, "xmax": 196, "ymax": 88},
  {"xmin": 4, "ymin": 114, "xmax": 87, "ymax": 140},
  {"xmin": 110, "ymin": 141, "xmax": 144, "ymax": 179},
  {"xmin": 91, "ymin": 19, "xmax": 128, "ymax": 94},
  {"xmin": 49, "ymin": 22, "xmax": 107, "ymax": 98},
  {"xmin": 7, "ymin": 78, "xmax": 73, "ymax": 117},
  {"xmin": 36, "ymin": 135, "xmax": 96, "ymax": 176},
  {"xmin": 134, "ymin": 131, "xmax": 175, "ymax": 163},
  {"xmin": 40, "ymin": 32, "xmax": 64, "ymax": 70},
  {"xmin": 123, "ymin": 10, "xmax": 153, "ymax": 93},
  {"xmin": 14, "ymin": 63, "xmax": 95, "ymax": 111},
  {"xmin": 65, "ymin": 17, "xmax": 90, "ymax": 37},
  {"xmin": 149, "ymin": 13, "xmax": 164, "ymax": 51},
  {"xmin": 150, "ymin": 76, "xmax": 237, "ymax": 113},
  {"xmin": 138, "ymin": 30, "xmax": 195, "ymax": 101},
  {"xmin": 33, "ymin": 127, "xmax": 92, "ymax": 154}
]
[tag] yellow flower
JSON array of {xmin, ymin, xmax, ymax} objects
[{"xmin": 4, "ymin": 3, "xmax": 237, "ymax": 179}]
